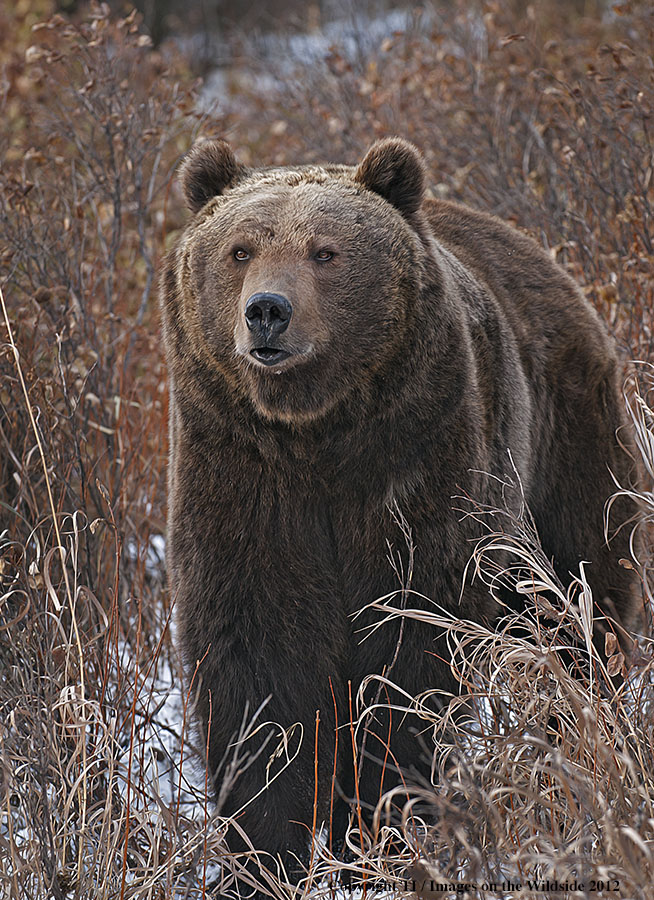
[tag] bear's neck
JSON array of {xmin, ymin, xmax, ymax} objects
[{"xmin": 171, "ymin": 265, "xmax": 479, "ymax": 505}]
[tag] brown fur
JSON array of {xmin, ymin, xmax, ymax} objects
[{"xmin": 161, "ymin": 138, "xmax": 639, "ymax": 884}]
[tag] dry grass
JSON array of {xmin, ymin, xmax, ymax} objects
[{"xmin": 1, "ymin": 1, "xmax": 653, "ymax": 898}]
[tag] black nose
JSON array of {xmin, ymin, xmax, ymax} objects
[{"xmin": 244, "ymin": 292, "xmax": 292, "ymax": 340}]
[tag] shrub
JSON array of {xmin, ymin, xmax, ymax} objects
[{"xmin": 1, "ymin": 2, "xmax": 652, "ymax": 897}]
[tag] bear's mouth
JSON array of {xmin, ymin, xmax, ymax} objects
[{"xmin": 250, "ymin": 347, "xmax": 291, "ymax": 366}]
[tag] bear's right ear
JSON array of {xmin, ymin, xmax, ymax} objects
[
  {"xmin": 354, "ymin": 137, "xmax": 426, "ymax": 217},
  {"xmin": 181, "ymin": 140, "xmax": 248, "ymax": 213}
]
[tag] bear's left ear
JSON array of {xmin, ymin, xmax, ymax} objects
[
  {"xmin": 181, "ymin": 139, "xmax": 249, "ymax": 213},
  {"xmin": 354, "ymin": 137, "xmax": 426, "ymax": 217}
]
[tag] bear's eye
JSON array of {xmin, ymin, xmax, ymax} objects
[
  {"xmin": 233, "ymin": 248, "xmax": 250, "ymax": 262},
  {"xmin": 314, "ymin": 249, "xmax": 334, "ymax": 262}
]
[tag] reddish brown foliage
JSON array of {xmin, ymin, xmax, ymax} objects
[{"xmin": 0, "ymin": 2, "xmax": 653, "ymax": 897}]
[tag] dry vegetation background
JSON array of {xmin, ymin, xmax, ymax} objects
[{"xmin": 1, "ymin": 1, "xmax": 654, "ymax": 898}]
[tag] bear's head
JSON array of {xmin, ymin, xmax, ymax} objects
[{"xmin": 172, "ymin": 137, "xmax": 431, "ymax": 424}]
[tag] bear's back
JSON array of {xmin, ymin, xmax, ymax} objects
[{"xmin": 424, "ymin": 197, "xmax": 617, "ymax": 401}]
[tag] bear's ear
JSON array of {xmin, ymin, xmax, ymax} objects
[
  {"xmin": 181, "ymin": 139, "xmax": 249, "ymax": 213},
  {"xmin": 354, "ymin": 137, "xmax": 426, "ymax": 217}
]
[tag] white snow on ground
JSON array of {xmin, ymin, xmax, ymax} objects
[
  {"xmin": 198, "ymin": 7, "xmax": 459, "ymax": 111},
  {"xmin": 124, "ymin": 531, "xmax": 166, "ymax": 577}
]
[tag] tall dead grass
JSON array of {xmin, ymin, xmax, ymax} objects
[{"xmin": 1, "ymin": 2, "xmax": 653, "ymax": 898}]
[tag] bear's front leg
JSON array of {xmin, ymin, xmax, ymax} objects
[{"xmin": 183, "ymin": 602, "xmax": 349, "ymax": 889}]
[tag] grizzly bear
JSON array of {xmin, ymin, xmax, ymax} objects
[{"xmin": 161, "ymin": 137, "xmax": 638, "ymax": 885}]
